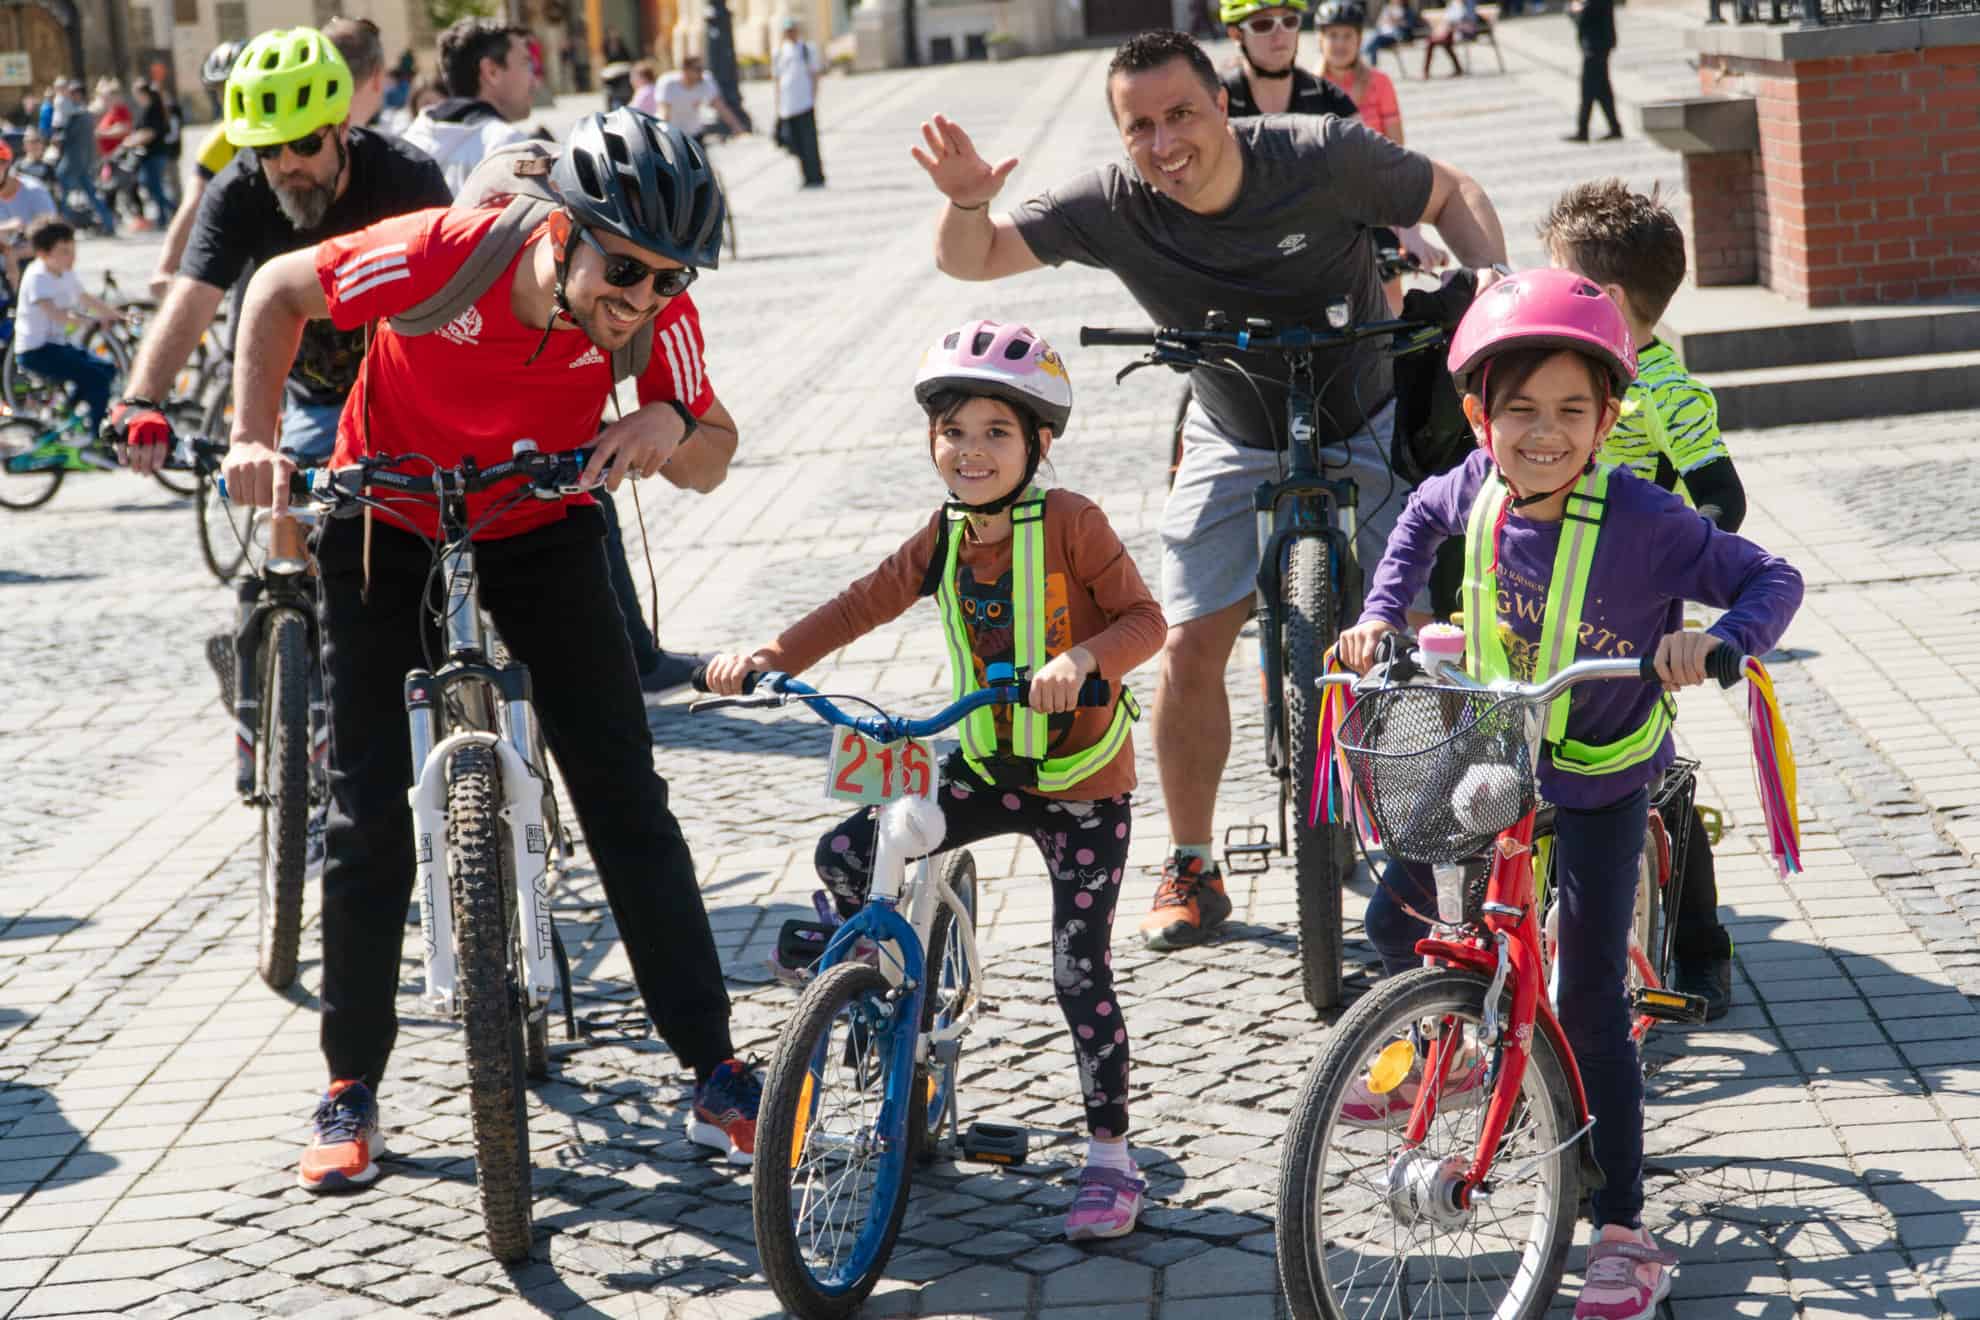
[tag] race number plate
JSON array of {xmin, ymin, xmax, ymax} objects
[{"xmin": 824, "ymin": 730, "xmax": 936, "ymax": 806}]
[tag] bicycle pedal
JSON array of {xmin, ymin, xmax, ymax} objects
[
  {"xmin": 1631, "ymin": 986, "xmax": 1709, "ymax": 1025},
  {"xmin": 1223, "ymin": 822, "xmax": 1273, "ymax": 875},
  {"xmin": 958, "ymin": 1121, "xmax": 1029, "ymax": 1167},
  {"xmin": 778, "ymin": 919, "xmax": 837, "ymax": 970},
  {"xmin": 578, "ymin": 1009, "xmax": 653, "ymax": 1045},
  {"xmin": 1696, "ymin": 804, "xmax": 1727, "ymax": 847}
]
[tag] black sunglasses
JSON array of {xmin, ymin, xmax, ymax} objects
[
  {"xmin": 250, "ymin": 126, "xmax": 331, "ymax": 166},
  {"xmin": 574, "ymin": 226, "xmax": 697, "ymax": 296}
]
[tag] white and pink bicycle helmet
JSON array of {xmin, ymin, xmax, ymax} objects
[
  {"xmin": 913, "ymin": 319, "xmax": 1074, "ymax": 435},
  {"xmin": 1447, "ymin": 268, "xmax": 1637, "ymax": 401}
]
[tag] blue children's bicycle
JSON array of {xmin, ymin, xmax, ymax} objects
[{"xmin": 690, "ymin": 667, "xmax": 1109, "ymax": 1318}]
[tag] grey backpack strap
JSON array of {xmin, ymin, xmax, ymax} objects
[
  {"xmin": 387, "ymin": 194, "xmax": 549, "ymax": 336},
  {"xmin": 607, "ymin": 324, "xmax": 654, "ymax": 385}
]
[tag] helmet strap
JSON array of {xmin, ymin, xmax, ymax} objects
[
  {"xmin": 1244, "ymin": 48, "xmax": 1296, "ymax": 78},
  {"xmin": 525, "ymin": 212, "xmax": 580, "ymax": 367}
]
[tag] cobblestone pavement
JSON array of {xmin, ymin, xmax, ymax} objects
[{"xmin": 6, "ymin": 19, "xmax": 1980, "ymax": 1319}]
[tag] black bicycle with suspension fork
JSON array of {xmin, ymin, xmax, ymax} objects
[{"xmin": 1081, "ymin": 308, "xmax": 1448, "ymax": 1012}]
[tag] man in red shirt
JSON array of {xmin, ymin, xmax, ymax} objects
[{"xmin": 219, "ymin": 111, "xmax": 763, "ymax": 1190}]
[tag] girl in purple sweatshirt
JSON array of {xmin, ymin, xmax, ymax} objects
[{"xmin": 1335, "ymin": 270, "xmax": 1803, "ymax": 1320}]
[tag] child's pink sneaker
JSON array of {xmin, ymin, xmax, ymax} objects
[
  {"xmin": 1574, "ymin": 1225, "xmax": 1676, "ymax": 1320},
  {"xmin": 1064, "ymin": 1166, "xmax": 1145, "ymax": 1241}
]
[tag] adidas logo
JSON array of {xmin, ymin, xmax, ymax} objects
[{"xmin": 570, "ymin": 345, "xmax": 605, "ymax": 368}]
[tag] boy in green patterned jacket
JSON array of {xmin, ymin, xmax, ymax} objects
[{"xmin": 1540, "ymin": 178, "xmax": 1741, "ymax": 1020}]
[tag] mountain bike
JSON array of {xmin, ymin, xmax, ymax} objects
[
  {"xmin": 689, "ymin": 667, "xmax": 1110, "ymax": 1318},
  {"xmin": 1276, "ymin": 637, "xmax": 1759, "ymax": 1318},
  {"xmin": 268, "ymin": 442, "xmax": 596, "ymax": 1262},
  {"xmin": 1082, "ymin": 309, "xmax": 1447, "ymax": 1012}
]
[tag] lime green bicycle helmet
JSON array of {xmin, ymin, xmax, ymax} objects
[
  {"xmin": 1220, "ymin": 0, "xmax": 1308, "ymax": 24},
  {"xmin": 224, "ymin": 27, "xmax": 352, "ymax": 148}
]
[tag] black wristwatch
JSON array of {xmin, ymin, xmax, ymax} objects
[{"xmin": 667, "ymin": 398, "xmax": 699, "ymax": 441}]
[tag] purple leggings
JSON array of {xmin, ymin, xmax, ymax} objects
[{"xmin": 815, "ymin": 767, "xmax": 1133, "ymax": 1138}]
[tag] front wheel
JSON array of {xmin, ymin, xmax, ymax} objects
[
  {"xmin": 1277, "ymin": 966, "xmax": 1581, "ymax": 1320},
  {"xmin": 755, "ymin": 962, "xmax": 916, "ymax": 1319},
  {"xmin": 448, "ymin": 742, "xmax": 534, "ymax": 1262},
  {"xmin": 1284, "ymin": 534, "xmax": 1346, "ymax": 1011},
  {"xmin": 256, "ymin": 609, "xmax": 311, "ymax": 990},
  {"xmin": 0, "ymin": 418, "xmax": 63, "ymax": 509}
]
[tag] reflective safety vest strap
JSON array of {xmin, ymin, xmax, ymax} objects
[
  {"xmin": 934, "ymin": 503, "xmax": 999, "ymax": 765},
  {"xmin": 1009, "ymin": 495, "xmax": 1048, "ymax": 760},
  {"xmin": 931, "ymin": 488, "xmax": 1141, "ymax": 794},
  {"xmin": 1462, "ymin": 464, "xmax": 1670, "ymax": 778}
]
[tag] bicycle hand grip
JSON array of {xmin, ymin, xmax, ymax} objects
[
  {"xmin": 1079, "ymin": 328, "xmax": 1154, "ymax": 348},
  {"xmin": 1018, "ymin": 676, "xmax": 1111, "ymax": 708},
  {"xmin": 687, "ymin": 664, "xmax": 764, "ymax": 696},
  {"xmin": 1634, "ymin": 644, "xmax": 1747, "ymax": 689}
]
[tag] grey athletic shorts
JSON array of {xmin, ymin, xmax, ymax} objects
[{"xmin": 1160, "ymin": 399, "xmax": 1428, "ymax": 626}]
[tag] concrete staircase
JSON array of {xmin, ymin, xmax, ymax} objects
[{"xmin": 1660, "ymin": 284, "xmax": 1980, "ymax": 429}]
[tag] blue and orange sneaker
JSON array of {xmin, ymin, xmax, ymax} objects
[
  {"xmin": 690, "ymin": 1058, "xmax": 761, "ymax": 1165},
  {"xmin": 298, "ymin": 1079, "xmax": 384, "ymax": 1193}
]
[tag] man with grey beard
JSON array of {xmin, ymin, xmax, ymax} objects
[{"xmin": 115, "ymin": 26, "xmax": 449, "ymax": 470}]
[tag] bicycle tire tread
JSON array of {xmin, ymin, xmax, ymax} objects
[
  {"xmin": 256, "ymin": 611, "xmax": 309, "ymax": 990},
  {"xmin": 448, "ymin": 742, "xmax": 535, "ymax": 1263},
  {"xmin": 1285, "ymin": 535, "xmax": 1346, "ymax": 1011}
]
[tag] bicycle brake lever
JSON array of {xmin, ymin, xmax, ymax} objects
[{"xmin": 687, "ymin": 694, "xmax": 783, "ymax": 714}]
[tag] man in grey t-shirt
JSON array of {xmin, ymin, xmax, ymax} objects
[{"xmin": 912, "ymin": 28, "xmax": 1507, "ymax": 953}]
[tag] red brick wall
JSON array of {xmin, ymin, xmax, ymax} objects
[
  {"xmin": 1684, "ymin": 150, "xmax": 1759, "ymax": 286},
  {"xmin": 1698, "ymin": 46, "xmax": 1980, "ymax": 307}
]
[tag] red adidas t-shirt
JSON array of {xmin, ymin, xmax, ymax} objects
[{"xmin": 316, "ymin": 207, "xmax": 714, "ymax": 540}]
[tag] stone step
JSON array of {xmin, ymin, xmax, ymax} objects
[
  {"xmin": 1711, "ymin": 347, "xmax": 1980, "ymax": 430},
  {"xmin": 1667, "ymin": 295, "xmax": 1980, "ymax": 376}
]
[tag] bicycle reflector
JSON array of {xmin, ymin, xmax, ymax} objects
[{"xmin": 1366, "ymin": 1039, "xmax": 1417, "ymax": 1096}]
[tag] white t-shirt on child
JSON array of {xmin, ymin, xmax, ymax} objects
[{"xmin": 15, "ymin": 262, "xmax": 82, "ymax": 354}]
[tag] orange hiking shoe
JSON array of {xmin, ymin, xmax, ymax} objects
[
  {"xmin": 1138, "ymin": 852, "xmax": 1232, "ymax": 951},
  {"xmin": 298, "ymin": 1079, "xmax": 384, "ymax": 1193}
]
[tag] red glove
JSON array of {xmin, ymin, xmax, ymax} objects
[{"xmin": 103, "ymin": 398, "xmax": 171, "ymax": 449}]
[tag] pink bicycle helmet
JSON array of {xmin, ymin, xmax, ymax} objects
[
  {"xmin": 1447, "ymin": 268, "xmax": 1637, "ymax": 401},
  {"xmin": 913, "ymin": 320, "xmax": 1074, "ymax": 434}
]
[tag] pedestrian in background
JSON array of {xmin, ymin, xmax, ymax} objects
[
  {"xmin": 773, "ymin": 16, "xmax": 825, "ymax": 188},
  {"xmin": 1565, "ymin": 0, "xmax": 1620, "ymax": 141}
]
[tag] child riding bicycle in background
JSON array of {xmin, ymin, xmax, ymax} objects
[
  {"xmin": 1334, "ymin": 269, "xmax": 1804, "ymax": 1320},
  {"xmin": 1541, "ymin": 178, "xmax": 1747, "ymax": 1019},
  {"xmin": 15, "ymin": 218, "xmax": 121, "ymax": 429},
  {"xmin": 705, "ymin": 321, "xmax": 1166, "ymax": 1241}
]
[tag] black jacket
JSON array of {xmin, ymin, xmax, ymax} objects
[{"xmin": 1573, "ymin": 0, "xmax": 1617, "ymax": 54}]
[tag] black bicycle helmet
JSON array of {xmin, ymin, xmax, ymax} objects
[
  {"xmin": 552, "ymin": 108, "xmax": 724, "ymax": 270},
  {"xmin": 201, "ymin": 39, "xmax": 245, "ymax": 92},
  {"xmin": 1315, "ymin": 0, "xmax": 1367, "ymax": 25}
]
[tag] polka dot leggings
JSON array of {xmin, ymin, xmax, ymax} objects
[{"xmin": 814, "ymin": 769, "xmax": 1135, "ymax": 1139}]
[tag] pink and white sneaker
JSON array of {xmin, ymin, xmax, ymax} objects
[
  {"xmin": 1064, "ymin": 1166, "xmax": 1145, "ymax": 1241},
  {"xmin": 1338, "ymin": 1044, "xmax": 1489, "ymax": 1129},
  {"xmin": 1574, "ymin": 1225, "xmax": 1677, "ymax": 1320}
]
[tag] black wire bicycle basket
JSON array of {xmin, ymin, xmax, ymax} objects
[{"xmin": 1337, "ymin": 685, "xmax": 1540, "ymax": 864}]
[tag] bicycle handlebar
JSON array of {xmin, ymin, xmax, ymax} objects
[
  {"xmin": 216, "ymin": 444, "xmax": 597, "ymax": 506},
  {"xmin": 686, "ymin": 666, "xmax": 1113, "ymax": 744},
  {"xmin": 1077, "ymin": 314, "xmax": 1442, "ymax": 355},
  {"xmin": 1322, "ymin": 644, "xmax": 1749, "ymax": 701}
]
